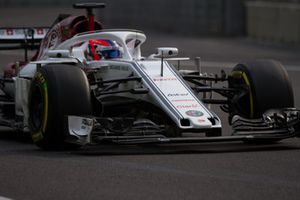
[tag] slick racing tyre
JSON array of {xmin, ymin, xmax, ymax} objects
[
  {"xmin": 28, "ymin": 64, "xmax": 92, "ymax": 150},
  {"xmin": 230, "ymin": 59, "xmax": 294, "ymax": 119}
]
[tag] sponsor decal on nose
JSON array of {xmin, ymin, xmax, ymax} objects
[{"xmin": 185, "ymin": 110, "xmax": 204, "ymax": 117}]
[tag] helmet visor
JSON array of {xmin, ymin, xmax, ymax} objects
[{"xmin": 101, "ymin": 49, "xmax": 121, "ymax": 59}]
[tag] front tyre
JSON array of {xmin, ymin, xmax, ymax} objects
[
  {"xmin": 229, "ymin": 59, "xmax": 294, "ymax": 119},
  {"xmin": 28, "ymin": 64, "xmax": 92, "ymax": 150}
]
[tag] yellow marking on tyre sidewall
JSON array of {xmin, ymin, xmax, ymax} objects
[
  {"xmin": 32, "ymin": 73, "xmax": 48, "ymax": 142},
  {"xmin": 32, "ymin": 131, "xmax": 44, "ymax": 142},
  {"xmin": 231, "ymin": 71, "xmax": 254, "ymax": 118}
]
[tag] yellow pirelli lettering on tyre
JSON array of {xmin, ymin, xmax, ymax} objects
[
  {"xmin": 32, "ymin": 131, "xmax": 44, "ymax": 142},
  {"xmin": 37, "ymin": 72, "xmax": 45, "ymax": 83},
  {"xmin": 32, "ymin": 72, "xmax": 49, "ymax": 142}
]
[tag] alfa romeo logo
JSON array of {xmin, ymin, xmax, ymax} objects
[{"xmin": 185, "ymin": 110, "xmax": 204, "ymax": 117}]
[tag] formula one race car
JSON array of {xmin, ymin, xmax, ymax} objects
[{"xmin": 0, "ymin": 3, "xmax": 299, "ymax": 150}]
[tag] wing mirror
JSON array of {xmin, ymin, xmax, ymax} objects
[
  {"xmin": 47, "ymin": 50, "xmax": 71, "ymax": 58},
  {"xmin": 149, "ymin": 47, "xmax": 178, "ymax": 58},
  {"xmin": 147, "ymin": 47, "xmax": 179, "ymax": 77},
  {"xmin": 156, "ymin": 47, "xmax": 178, "ymax": 57}
]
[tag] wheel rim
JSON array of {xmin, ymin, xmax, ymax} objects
[{"xmin": 231, "ymin": 70, "xmax": 254, "ymax": 118}]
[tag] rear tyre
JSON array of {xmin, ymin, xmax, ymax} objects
[
  {"xmin": 28, "ymin": 64, "xmax": 92, "ymax": 150},
  {"xmin": 230, "ymin": 59, "xmax": 294, "ymax": 119}
]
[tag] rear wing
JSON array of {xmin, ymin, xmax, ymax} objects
[
  {"xmin": 0, "ymin": 27, "xmax": 48, "ymax": 50},
  {"xmin": 0, "ymin": 27, "xmax": 49, "ymax": 61}
]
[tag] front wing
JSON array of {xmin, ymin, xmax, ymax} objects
[{"xmin": 65, "ymin": 108, "xmax": 300, "ymax": 146}]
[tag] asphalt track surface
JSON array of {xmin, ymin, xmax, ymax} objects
[{"xmin": 1, "ymin": 6, "xmax": 300, "ymax": 200}]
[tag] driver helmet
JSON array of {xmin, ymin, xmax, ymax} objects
[{"xmin": 87, "ymin": 39, "xmax": 121, "ymax": 60}]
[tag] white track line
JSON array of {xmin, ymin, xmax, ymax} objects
[{"xmin": 0, "ymin": 196, "xmax": 13, "ymax": 200}]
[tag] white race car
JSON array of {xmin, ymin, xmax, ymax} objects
[{"xmin": 0, "ymin": 3, "xmax": 299, "ymax": 150}]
